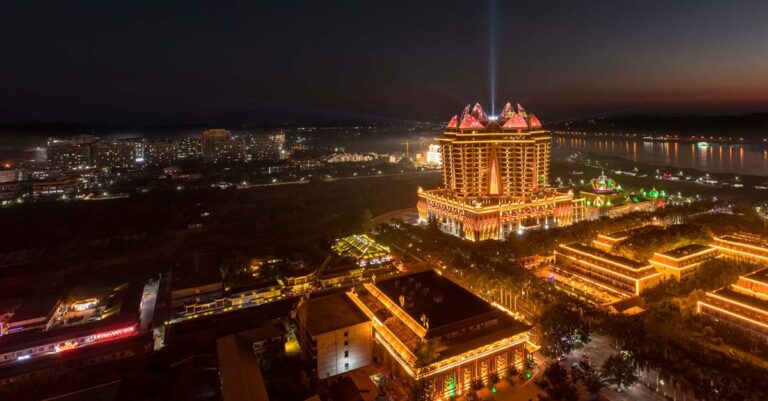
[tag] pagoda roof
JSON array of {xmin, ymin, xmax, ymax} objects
[
  {"xmin": 503, "ymin": 113, "xmax": 528, "ymax": 129},
  {"xmin": 459, "ymin": 113, "xmax": 484, "ymax": 129},
  {"xmin": 528, "ymin": 114, "xmax": 542, "ymax": 128},
  {"xmin": 446, "ymin": 114, "xmax": 458, "ymax": 128}
]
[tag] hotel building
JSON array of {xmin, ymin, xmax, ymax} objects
[
  {"xmin": 417, "ymin": 102, "xmax": 583, "ymax": 241},
  {"xmin": 698, "ymin": 268, "xmax": 768, "ymax": 341},
  {"xmin": 713, "ymin": 233, "xmax": 768, "ymax": 264},
  {"xmin": 554, "ymin": 243, "xmax": 662, "ymax": 298},
  {"xmin": 650, "ymin": 243, "xmax": 719, "ymax": 281},
  {"xmin": 347, "ymin": 270, "xmax": 531, "ymax": 399}
]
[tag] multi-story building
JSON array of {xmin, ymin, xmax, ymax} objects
[
  {"xmin": 591, "ymin": 225, "xmax": 654, "ymax": 252},
  {"xmin": 177, "ymin": 137, "xmax": 202, "ymax": 160},
  {"xmin": 650, "ymin": 243, "xmax": 719, "ymax": 281},
  {"xmin": 92, "ymin": 140, "xmax": 135, "ymax": 169},
  {"xmin": 296, "ymin": 292, "xmax": 372, "ymax": 379},
  {"xmin": 426, "ymin": 143, "xmax": 442, "ymax": 166},
  {"xmin": 46, "ymin": 139, "xmax": 91, "ymax": 169},
  {"xmin": 245, "ymin": 132, "xmax": 285, "ymax": 161},
  {"xmin": 713, "ymin": 233, "xmax": 768, "ymax": 264},
  {"xmin": 417, "ymin": 102, "xmax": 583, "ymax": 241},
  {"xmin": 202, "ymin": 129, "xmax": 232, "ymax": 162},
  {"xmin": 31, "ymin": 177, "xmax": 81, "ymax": 199},
  {"xmin": 698, "ymin": 267, "xmax": 768, "ymax": 341},
  {"xmin": 144, "ymin": 139, "xmax": 177, "ymax": 167},
  {"xmin": 0, "ymin": 168, "xmax": 19, "ymax": 183},
  {"xmin": 554, "ymin": 242, "xmax": 662, "ymax": 298},
  {"xmin": 347, "ymin": 270, "xmax": 531, "ymax": 398}
]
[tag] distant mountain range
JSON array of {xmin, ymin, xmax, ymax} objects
[{"xmin": 552, "ymin": 114, "xmax": 768, "ymax": 138}]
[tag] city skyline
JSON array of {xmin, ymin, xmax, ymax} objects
[{"xmin": 1, "ymin": 1, "xmax": 767, "ymax": 125}]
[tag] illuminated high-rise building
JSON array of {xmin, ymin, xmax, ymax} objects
[
  {"xmin": 202, "ymin": 129, "xmax": 232, "ymax": 161},
  {"xmin": 417, "ymin": 102, "xmax": 583, "ymax": 241}
]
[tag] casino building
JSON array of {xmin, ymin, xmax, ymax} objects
[{"xmin": 417, "ymin": 102, "xmax": 583, "ymax": 241}]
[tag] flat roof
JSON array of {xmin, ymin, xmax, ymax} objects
[
  {"xmin": 711, "ymin": 287, "xmax": 768, "ymax": 313},
  {"xmin": 171, "ymin": 254, "xmax": 223, "ymax": 291},
  {"xmin": 10, "ymin": 293, "xmax": 59, "ymax": 322},
  {"xmin": 742, "ymin": 267, "xmax": 768, "ymax": 286},
  {"xmin": 216, "ymin": 334, "xmax": 269, "ymax": 401},
  {"xmin": 357, "ymin": 271, "xmax": 530, "ymax": 359},
  {"xmin": 375, "ymin": 270, "xmax": 495, "ymax": 330},
  {"xmin": 600, "ymin": 226, "xmax": 650, "ymax": 241},
  {"xmin": 561, "ymin": 243, "xmax": 649, "ymax": 270},
  {"xmin": 717, "ymin": 234, "xmax": 768, "ymax": 249},
  {"xmin": 305, "ymin": 292, "xmax": 368, "ymax": 335},
  {"xmin": 657, "ymin": 243, "xmax": 714, "ymax": 259},
  {"xmin": 0, "ymin": 281, "xmax": 142, "ymax": 352}
]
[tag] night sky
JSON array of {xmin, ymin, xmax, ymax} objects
[{"xmin": 1, "ymin": 0, "xmax": 767, "ymax": 125}]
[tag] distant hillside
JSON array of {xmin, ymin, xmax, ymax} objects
[{"xmin": 553, "ymin": 114, "xmax": 768, "ymax": 138}]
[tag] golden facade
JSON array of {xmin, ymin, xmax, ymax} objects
[{"xmin": 418, "ymin": 102, "xmax": 582, "ymax": 241}]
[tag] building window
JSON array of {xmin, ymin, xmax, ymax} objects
[
  {"xmin": 344, "ymin": 340, "xmax": 348, "ymax": 346},
  {"xmin": 344, "ymin": 351, "xmax": 349, "ymax": 358},
  {"xmin": 344, "ymin": 331, "xmax": 348, "ymax": 337},
  {"xmin": 345, "ymin": 363, "xmax": 349, "ymax": 370}
]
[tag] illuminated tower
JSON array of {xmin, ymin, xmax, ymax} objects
[{"xmin": 417, "ymin": 102, "xmax": 583, "ymax": 241}]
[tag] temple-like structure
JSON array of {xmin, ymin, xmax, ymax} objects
[{"xmin": 417, "ymin": 102, "xmax": 583, "ymax": 241}]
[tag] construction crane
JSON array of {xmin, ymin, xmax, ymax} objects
[{"xmin": 401, "ymin": 140, "xmax": 412, "ymax": 160}]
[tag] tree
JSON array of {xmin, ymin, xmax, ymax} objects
[
  {"xmin": 582, "ymin": 371, "xmax": 607, "ymax": 395},
  {"xmin": 408, "ymin": 379, "xmax": 436, "ymax": 401},
  {"xmin": 414, "ymin": 338, "xmax": 442, "ymax": 367},
  {"xmin": 359, "ymin": 208, "xmax": 373, "ymax": 232},
  {"xmin": 537, "ymin": 299, "xmax": 591, "ymax": 359},
  {"xmin": 537, "ymin": 362, "xmax": 579, "ymax": 401},
  {"xmin": 506, "ymin": 365, "xmax": 519, "ymax": 384},
  {"xmin": 601, "ymin": 353, "xmax": 639, "ymax": 392},
  {"xmin": 488, "ymin": 372, "xmax": 500, "ymax": 387}
]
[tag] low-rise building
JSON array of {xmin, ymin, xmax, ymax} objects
[
  {"xmin": 31, "ymin": 177, "xmax": 81, "ymax": 199},
  {"xmin": 713, "ymin": 233, "xmax": 768, "ymax": 264},
  {"xmin": 347, "ymin": 270, "xmax": 531, "ymax": 399},
  {"xmin": 332, "ymin": 234, "xmax": 392, "ymax": 267},
  {"xmin": 554, "ymin": 242, "xmax": 662, "ymax": 298},
  {"xmin": 591, "ymin": 225, "xmax": 653, "ymax": 252},
  {"xmin": 296, "ymin": 292, "xmax": 372, "ymax": 379},
  {"xmin": 170, "ymin": 255, "xmax": 224, "ymax": 310},
  {"xmin": 650, "ymin": 243, "xmax": 720, "ymax": 281},
  {"xmin": 698, "ymin": 267, "xmax": 768, "ymax": 341}
]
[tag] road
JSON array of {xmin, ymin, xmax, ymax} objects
[{"xmin": 562, "ymin": 333, "xmax": 691, "ymax": 401}]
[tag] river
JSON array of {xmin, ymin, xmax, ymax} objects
[{"xmin": 554, "ymin": 136, "xmax": 768, "ymax": 176}]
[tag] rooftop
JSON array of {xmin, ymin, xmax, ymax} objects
[
  {"xmin": 560, "ymin": 242, "xmax": 650, "ymax": 271},
  {"xmin": 171, "ymin": 254, "xmax": 223, "ymax": 291},
  {"xmin": 446, "ymin": 102, "xmax": 543, "ymax": 132},
  {"xmin": 354, "ymin": 270, "xmax": 530, "ymax": 361},
  {"xmin": 657, "ymin": 243, "xmax": 714, "ymax": 260},
  {"xmin": 375, "ymin": 270, "xmax": 496, "ymax": 330},
  {"xmin": 332, "ymin": 234, "xmax": 390, "ymax": 261},
  {"xmin": 304, "ymin": 292, "xmax": 369, "ymax": 335},
  {"xmin": 216, "ymin": 334, "xmax": 269, "ymax": 401},
  {"xmin": 711, "ymin": 287, "xmax": 768, "ymax": 314},
  {"xmin": 741, "ymin": 267, "xmax": 768, "ymax": 286},
  {"xmin": 600, "ymin": 225, "xmax": 652, "ymax": 241},
  {"xmin": 717, "ymin": 234, "xmax": 768, "ymax": 249}
]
